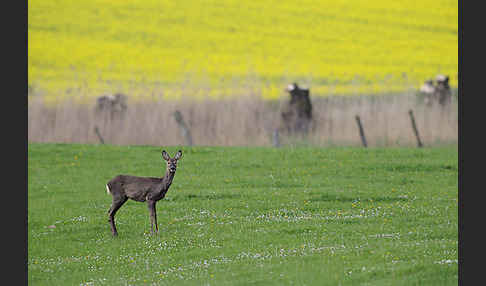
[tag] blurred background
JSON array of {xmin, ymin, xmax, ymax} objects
[{"xmin": 28, "ymin": 0, "xmax": 458, "ymax": 147}]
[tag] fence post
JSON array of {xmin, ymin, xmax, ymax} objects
[
  {"xmin": 408, "ymin": 109, "xmax": 423, "ymax": 147},
  {"xmin": 355, "ymin": 115, "xmax": 368, "ymax": 147},
  {"xmin": 272, "ymin": 128, "xmax": 280, "ymax": 147},
  {"xmin": 173, "ymin": 110, "xmax": 193, "ymax": 146},
  {"xmin": 94, "ymin": 126, "xmax": 105, "ymax": 144}
]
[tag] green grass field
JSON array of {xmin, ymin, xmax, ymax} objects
[
  {"xmin": 28, "ymin": 143, "xmax": 458, "ymax": 285},
  {"xmin": 28, "ymin": 0, "xmax": 458, "ymax": 99}
]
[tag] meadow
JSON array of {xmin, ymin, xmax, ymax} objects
[
  {"xmin": 28, "ymin": 143, "xmax": 458, "ymax": 285},
  {"xmin": 28, "ymin": 0, "xmax": 458, "ymax": 99}
]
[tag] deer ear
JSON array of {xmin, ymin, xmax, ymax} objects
[
  {"xmin": 174, "ymin": 150, "xmax": 182, "ymax": 160},
  {"xmin": 162, "ymin": 150, "xmax": 170, "ymax": 161}
]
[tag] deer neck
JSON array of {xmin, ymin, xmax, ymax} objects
[{"xmin": 162, "ymin": 169, "xmax": 176, "ymax": 189}]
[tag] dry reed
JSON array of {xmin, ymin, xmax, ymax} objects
[{"xmin": 28, "ymin": 90, "xmax": 457, "ymax": 147}]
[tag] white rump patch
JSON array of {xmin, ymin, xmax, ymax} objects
[{"xmin": 106, "ymin": 184, "xmax": 110, "ymax": 194}]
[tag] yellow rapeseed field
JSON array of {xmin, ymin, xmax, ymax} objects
[{"xmin": 28, "ymin": 0, "xmax": 458, "ymax": 99}]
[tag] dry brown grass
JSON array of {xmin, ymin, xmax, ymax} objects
[{"xmin": 28, "ymin": 91, "xmax": 457, "ymax": 147}]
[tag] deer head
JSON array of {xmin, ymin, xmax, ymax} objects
[{"xmin": 162, "ymin": 150, "xmax": 182, "ymax": 173}]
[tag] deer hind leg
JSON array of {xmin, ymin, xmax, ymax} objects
[
  {"xmin": 108, "ymin": 196, "xmax": 128, "ymax": 236},
  {"xmin": 147, "ymin": 200, "xmax": 158, "ymax": 234}
]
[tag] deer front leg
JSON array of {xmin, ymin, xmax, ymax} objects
[{"xmin": 147, "ymin": 200, "xmax": 158, "ymax": 234}]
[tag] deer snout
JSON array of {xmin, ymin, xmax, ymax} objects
[{"xmin": 168, "ymin": 164, "xmax": 177, "ymax": 172}]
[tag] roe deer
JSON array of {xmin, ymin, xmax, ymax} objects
[{"xmin": 105, "ymin": 150, "xmax": 182, "ymax": 236}]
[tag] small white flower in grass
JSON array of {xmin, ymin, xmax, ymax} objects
[{"xmin": 435, "ymin": 259, "xmax": 458, "ymax": 265}]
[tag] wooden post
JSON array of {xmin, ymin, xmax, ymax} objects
[
  {"xmin": 408, "ymin": 110, "xmax": 423, "ymax": 147},
  {"xmin": 173, "ymin": 110, "xmax": 193, "ymax": 146},
  {"xmin": 355, "ymin": 115, "xmax": 367, "ymax": 147},
  {"xmin": 272, "ymin": 128, "xmax": 280, "ymax": 147},
  {"xmin": 94, "ymin": 126, "xmax": 105, "ymax": 144}
]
